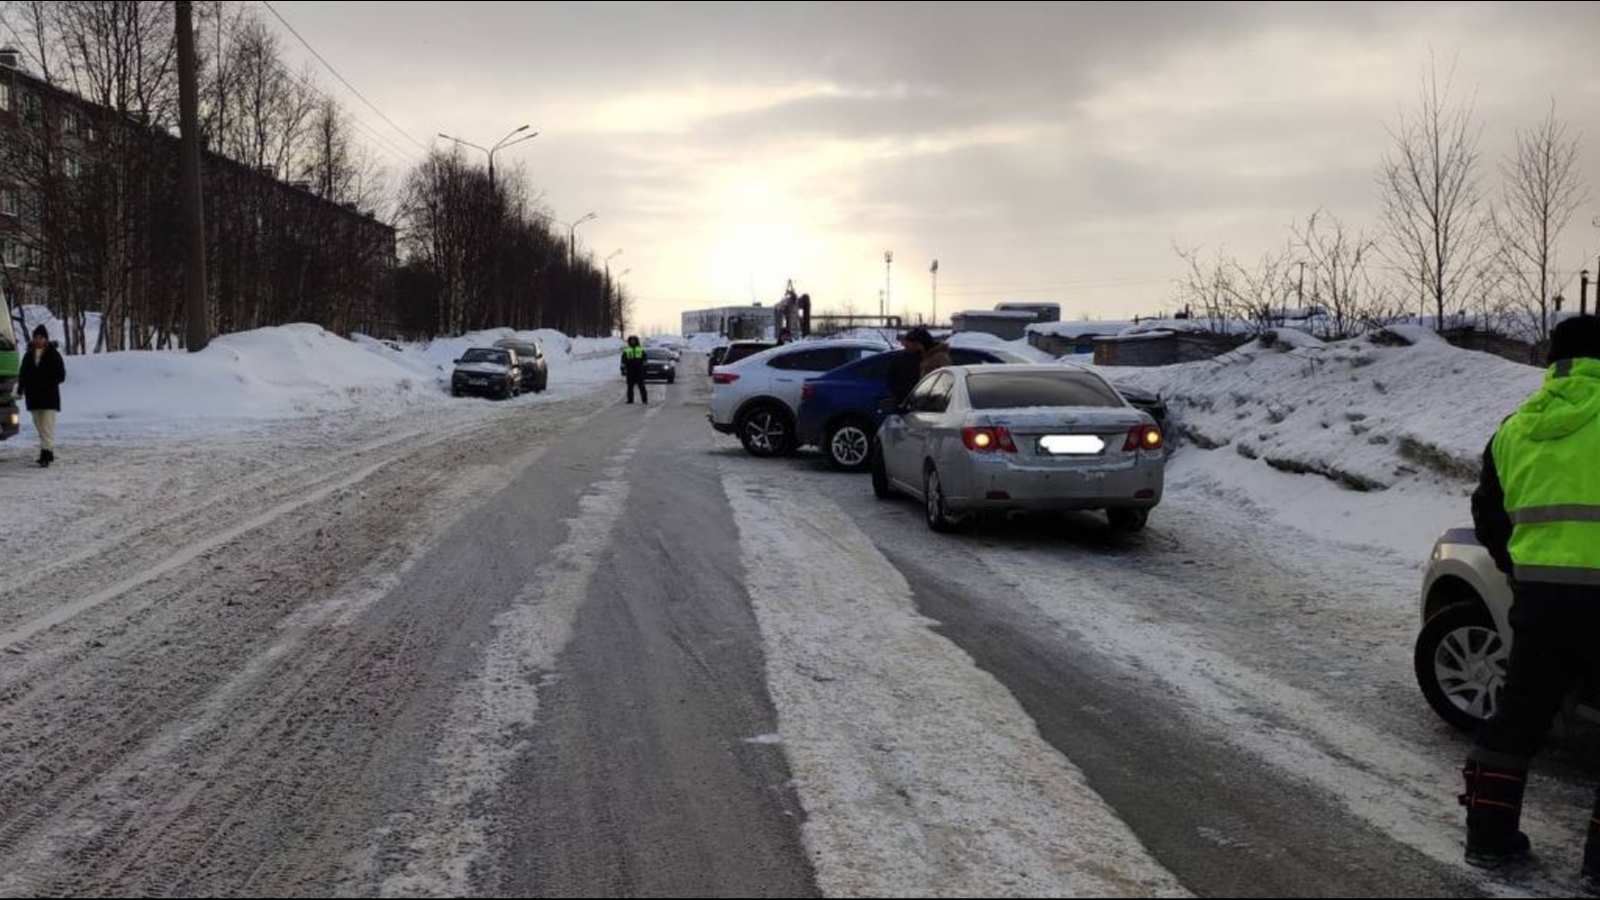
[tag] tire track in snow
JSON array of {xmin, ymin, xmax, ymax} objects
[
  {"xmin": 721, "ymin": 472, "xmax": 1187, "ymax": 899},
  {"xmin": 377, "ymin": 415, "xmax": 656, "ymax": 897},
  {"xmin": 987, "ymin": 548, "xmax": 1573, "ymax": 899}
]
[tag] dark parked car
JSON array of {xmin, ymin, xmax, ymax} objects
[
  {"xmin": 710, "ymin": 341, "xmax": 777, "ymax": 376},
  {"xmin": 622, "ymin": 348, "xmax": 679, "ymax": 384},
  {"xmin": 1113, "ymin": 385, "xmax": 1169, "ymax": 438},
  {"xmin": 452, "ymin": 348, "xmax": 522, "ymax": 400},
  {"xmin": 494, "ymin": 339, "xmax": 550, "ymax": 394},
  {"xmin": 796, "ymin": 347, "xmax": 1031, "ymax": 472}
]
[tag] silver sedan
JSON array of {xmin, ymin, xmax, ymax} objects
[{"xmin": 871, "ymin": 366, "xmax": 1167, "ymax": 533}]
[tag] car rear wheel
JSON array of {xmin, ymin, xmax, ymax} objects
[
  {"xmin": 924, "ymin": 465, "xmax": 966, "ymax": 534},
  {"xmin": 1416, "ymin": 601, "xmax": 1508, "ymax": 733},
  {"xmin": 738, "ymin": 405, "xmax": 796, "ymax": 458},
  {"xmin": 1108, "ymin": 509, "xmax": 1149, "ymax": 533},
  {"xmin": 826, "ymin": 419, "xmax": 875, "ymax": 473}
]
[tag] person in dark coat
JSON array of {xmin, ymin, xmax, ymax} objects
[
  {"xmin": 1462, "ymin": 316, "xmax": 1600, "ymax": 884},
  {"xmin": 16, "ymin": 324, "xmax": 65, "ymax": 468},
  {"xmin": 621, "ymin": 336, "xmax": 649, "ymax": 406},
  {"xmin": 918, "ymin": 335, "xmax": 954, "ymax": 378},
  {"xmin": 887, "ymin": 329, "xmax": 928, "ymax": 406}
]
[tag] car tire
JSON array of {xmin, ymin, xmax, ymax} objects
[
  {"xmin": 1416, "ymin": 601, "xmax": 1508, "ymax": 733},
  {"xmin": 738, "ymin": 404, "xmax": 796, "ymax": 458},
  {"xmin": 826, "ymin": 419, "xmax": 876, "ymax": 474},
  {"xmin": 923, "ymin": 464, "xmax": 965, "ymax": 534},
  {"xmin": 870, "ymin": 441, "xmax": 893, "ymax": 500},
  {"xmin": 1108, "ymin": 509, "xmax": 1150, "ymax": 533}
]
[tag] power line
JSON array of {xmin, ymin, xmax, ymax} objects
[
  {"xmin": 271, "ymin": 60, "xmax": 423, "ymax": 167},
  {"xmin": 259, "ymin": 0, "xmax": 428, "ymax": 153}
]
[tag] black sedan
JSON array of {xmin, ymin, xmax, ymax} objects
[
  {"xmin": 622, "ymin": 348, "xmax": 679, "ymax": 384},
  {"xmin": 495, "ymin": 340, "xmax": 550, "ymax": 394},
  {"xmin": 452, "ymin": 348, "xmax": 522, "ymax": 400}
]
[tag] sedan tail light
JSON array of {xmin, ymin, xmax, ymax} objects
[
  {"xmin": 713, "ymin": 373, "xmax": 741, "ymax": 386},
  {"xmin": 962, "ymin": 426, "xmax": 1018, "ymax": 454},
  {"xmin": 1124, "ymin": 425, "xmax": 1165, "ymax": 453}
]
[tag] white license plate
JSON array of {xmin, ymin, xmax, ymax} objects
[
  {"xmin": 470, "ymin": 378, "xmax": 488, "ymax": 386},
  {"xmin": 1039, "ymin": 435, "xmax": 1105, "ymax": 456}
]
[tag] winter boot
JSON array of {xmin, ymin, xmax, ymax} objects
[
  {"xmin": 1462, "ymin": 761, "xmax": 1533, "ymax": 870},
  {"xmin": 1581, "ymin": 790, "xmax": 1600, "ymax": 895},
  {"xmin": 41, "ymin": 450, "xmax": 54, "ymax": 469}
]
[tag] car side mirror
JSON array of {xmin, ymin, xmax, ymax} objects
[{"xmin": 877, "ymin": 397, "xmax": 903, "ymax": 416}]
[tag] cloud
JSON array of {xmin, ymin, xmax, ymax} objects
[{"xmin": 272, "ymin": 1, "xmax": 1600, "ymax": 329}]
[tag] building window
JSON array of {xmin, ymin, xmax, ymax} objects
[
  {"xmin": 65, "ymin": 157, "xmax": 82, "ymax": 179},
  {"xmin": 21, "ymin": 91, "xmax": 39, "ymax": 120},
  {"xmin": 63, "ymin": 112, "xmax": 78, "ymax": 137},
  {"xmin": 3, "ymin": 241, "xmax": 26, "ymax": 269},
  {"xmin": 0, "ymin": 191, "xmax": 16, "ymax": 218},
  {"xmin": 0, "ymin": 82, "xmax": 11, "ymax": 113}
]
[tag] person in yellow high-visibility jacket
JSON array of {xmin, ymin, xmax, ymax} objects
[
  {"xmin": 1462, "ymin": 316, "xmax": 1600, "ymax": 884},
  {"xmin": 621, "ymin": 336, "xmax": 649, "ymax": 406}
]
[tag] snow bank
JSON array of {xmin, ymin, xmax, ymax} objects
[
  {"xmin": 685, "ymin": 333, "xmax": 728, "ymax": 353},
  {"xmin": 1112, "ymin": 335, "xmax": 1544, "ymax": 496},
  {"xmin": 18, "ymin": 322, "xmax": 626, "ymax": 443},
  {"xmin": 1026, "ymin": 320, "xmax": 1132, "ymax": 340},
  {"xmin": 948, "ymin": 331, "xmax": 1056, "ymax": 362},
  {"xmin": 53, "ymin": 325, "xmax": 444, "ymax": 440}
]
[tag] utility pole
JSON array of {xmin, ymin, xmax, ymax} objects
[
  {"xmin": 931, "ymin": 259, "xmax": 940, "ymax": 327},
  {"xmin": 1584, "ymin": 270, "xmax": 1592, "ymax": 318},
  {"xmin": 177, "ymin": 0, "xmax": 208, "ymax": 353}
]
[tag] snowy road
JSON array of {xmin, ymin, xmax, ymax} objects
[{"xmin": 0, "ymin": 361, "xmax": 1587, "ymax": 897}]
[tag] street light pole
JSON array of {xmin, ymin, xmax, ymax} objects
[
  {"xmin": 569, "ymin": 213, "xmax": 598, "ymax": 273},
  {"xmin": 604, "ymin": 250, "xmax": 623, "ymax": 335},
  {"xmin": 884, "ymin": 251, "xmax": 894, "ymax": 320},
  {"xmin": 438, "ymin": 125, "xmax": 539, "ymax": 191},
  {"xmin": 931, "ymin": 259, "xmax": 940, "ymax": 327}
]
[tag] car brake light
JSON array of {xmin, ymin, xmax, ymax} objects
[
  {"xmin": 713, "ymin": 373, "xmax": 741, "ymax": 386},
  {"xmin": 962, "ymin": 427, "xmax": 1017, "ymax": 454},
  {"xmin": 1124, "ymin": 425, "xmax": 1165, "ymax": 453}
]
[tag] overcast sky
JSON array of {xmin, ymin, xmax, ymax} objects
[{"xmin": 270, "ymin": 0, "xmax": 1600, "ymax": 332}]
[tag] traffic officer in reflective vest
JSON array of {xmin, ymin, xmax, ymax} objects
[
  {"xmin": 622, "ymin": 336, "xmax": 649, "ymax": 406},
  {"xmin": 1463, "ymin": 315, "xmax": 1600, "ymax": 884}
]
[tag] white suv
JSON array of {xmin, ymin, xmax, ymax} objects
[{"xmin": 710, "ymin": 340, "xmax": 888, "ymax": 457}]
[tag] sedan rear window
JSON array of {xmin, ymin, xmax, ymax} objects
[
  {"xmin": 462, "ymin": 349, "xmax": 510, "ymax": 365},
  {"xmin": 967, "ymin": 372, "xmax": 1125, "ymax": 410}
]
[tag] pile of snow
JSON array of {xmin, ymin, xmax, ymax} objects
[
  {"xmin": 948, "ymin": 331, "xmax": 1055, "ymax": 363},
  {"xmin": 1111, "ymin": 335, "xmax": 1544, "ymax": 499},
  {"xmin": 1093, "ymin": 333, "xmax": 1552, "ymax": 556},
  {"xmin": 685, "ymin": 333, "xmax": 729, "ymax": 353},
  {"xmin": 1026, "ymin": 320, "xmax": 1132, "ymax": 340},
  {"xmin": 1122, "ymin": 318, "xmax": 1261, "ymax": 337},
  {"xmin": 52, "ymin": 325, "xmax": 448, "ymax": 440},
  {"xmin": 13, "ymin": 322, "xmax": 628, "ymax": 443}
]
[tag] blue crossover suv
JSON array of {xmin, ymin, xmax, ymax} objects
[{"xmin": 797, "ymin": 347, "xmax": 1031, "ymax": 471}]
